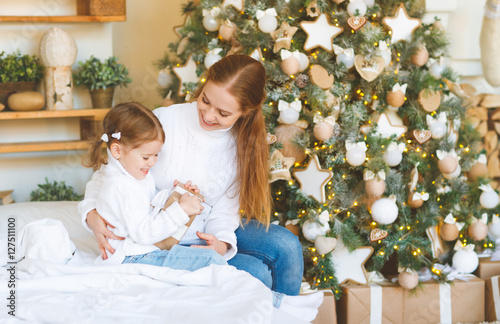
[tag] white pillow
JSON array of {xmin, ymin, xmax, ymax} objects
[{"xmin": 0, "ymin": 201, "xmax": 99, "ymax": 264}]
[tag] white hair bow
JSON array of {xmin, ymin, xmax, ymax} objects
[
  {"xmin": 387, "ymin": 141, "xmax": 405, "ymax": 152},
  {"xmin": 436, "ymin": 149, "xmax": 458, "ymax": 160},
  {"xmin": 479, "ymin": 184, "xmax": 495, "ymax": 192},
  {"xmin": 256, "ymin": 8, "xmax": 277, "ymax": 20},
  {"xmin": 202, "ymin": 7, "xmax": 221, "ymax": 17},
  {"xmin": 332, "ymin": 45, "xmax": 354, "ymax": 58},
  {"xmin": 313, "ymin": 114, "xmax": 336, "ymax": 126},
  {"xmin": 477, "ymin": 154, "xmax": 487, "ymax": 164},
  {"xmin": 378, "ymin": 41, "xmax": 389, "ymax": 52},
  {"xmin": 345, "ymin": 141, "xmax": 367, "ymax": 152},
  {"xmin": 363, "ymin": 170, "xmax": 386, "ymax": 181},
  {"xmin": 412, "ymin": 192, "xmax": 429, "ymax": 201},
  {"xmin": 280, "ymin": 49, "xmax": 301, "ymax": 61},
  {"xmin": 426, "ymin": 112, "xmax": 447, "ymax": 127},
  {"xmin": 392, "ymin": 83, "xmax": 407, "ymax": 94},
  {"xmin": 100, "ymin": 132, "xmax": 121, "ymax": 142},
  {"xmin": 208, "ymin": 48, "xmax": 223, "ymax": 55},
  {"xmin": 278, "ymin": 100, "xmax": 302, "ymax": 112}
]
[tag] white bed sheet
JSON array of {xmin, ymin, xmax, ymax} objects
[{"xmin": 0, "ymin": 202, "xmax": 307, "ymax": 324}]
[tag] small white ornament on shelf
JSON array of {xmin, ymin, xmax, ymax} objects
[
  {"xmin": 277, "ymin": 99, "xmax": 301, "ymax": 124},
  {"xmin": 371, "ymin": 196, "xmax": 398, "ymax": 225},
  {"xmin": 426, "ymin": 112, "xmax": 448, "ymax": 139},
  {"xmin": 302, "ymin": 210, "xmax": 330, "ymax": 242},
  {"xmin": 384, "ymin": 142, "xmax": 405, "ymax": 167},
  {"xmin": 452, "ymin": 241, "xmax": 479, "ymax": 274},
  {"xmin": 256, "ymin": 8, "xmax": 278, "ymax": 33},
  {"xmin": 333, "ymin": 44, "xmax": 355, "ymax": 69},
  {"xmin": 293, "ymin": 154, "xmax": 333, "ymax": 203},
  {"xmin": 347, "ymin": 0, "xmax": 367, "ymax": 17},
  {"xmin": 345, "ymin": 141, "xmax": 367, "ymax": 166},
  {"xmin": 480, "ymin": 184, "xmax": 500, "ymax": 209},
  {"xmin": 202, "ymin": 8, "xmax": 221, "ymax": 32},
  {"xmin": 204, "ymin": 48, "xmax": 223, "ymax": 69},
  {"xmin": 39, "ymin": 27, "xmax": 77, "ymax": 110},
  {"xmin": 329, "ymin": 238, "xmax": 373, "ymax": 285}
]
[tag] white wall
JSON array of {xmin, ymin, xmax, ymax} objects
[{"xmin": 0, "ymin": 0, "xmax": 492, "ymax": 202}]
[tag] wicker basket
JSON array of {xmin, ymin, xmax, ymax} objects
[
  {"xmin": 90, "ymin": 87, "xmax": 114, "ymax": 108},
  {"xmin": 0, "ymin": 81, "xmax": 37, "ymax": 108},
  {"xmin": 76, "ymin": 0, "xmax": 126, "ymax": 16}
]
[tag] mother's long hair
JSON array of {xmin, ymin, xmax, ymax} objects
[{"xmin": 195, "ymin": 55, "xmax": 271, "ymax": 226}]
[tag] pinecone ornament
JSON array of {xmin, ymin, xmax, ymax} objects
[{"xmin": 296, "ymin": 74, "xmax": 309, "ymax": 88}]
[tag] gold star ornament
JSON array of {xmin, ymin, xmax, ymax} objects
[
  {"xmin": 300, "ymin": 13, "xmax": 343, "ymax": 52},
  {"xmin": 172, "ymin": 55, "xmax": 199, "ymax": 97},
  {"xmin": 271, "ymin": 22, "xmax": 299, "ymax": 53}
]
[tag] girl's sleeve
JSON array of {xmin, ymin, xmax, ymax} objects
[
  {"xmin": 203, "ymin": 189, "xmax": 240, "ymax": 260},
  {"xmin": 77, "ymin": 169, "xmax": 104, "ymax": 232},
  {"xmin": 115, "ymin": 185, "xmax": 191, "ymax": 245}
]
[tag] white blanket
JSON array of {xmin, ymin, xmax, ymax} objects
[{"xmin": 0, "ymin": 202, "xmax": 307, "ymax": 324}]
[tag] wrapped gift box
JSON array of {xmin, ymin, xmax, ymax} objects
[
  {"xmin": 313, "ymin": 290, "xmax": 337, "ymax": 324},
  {"xmin": 403, "ymin": 276, "xmax": 484, "ymax": 324},
  {"xmin": 337, "ymin": 281, "xmax": 403, "ymax": 324},
  {"xmin": 474, "ymin": 257, "xmax": 500, "ymax": 279},
  {"xmin": 486, "ymin": 275, "xmax": 500, "ymax": 321}
]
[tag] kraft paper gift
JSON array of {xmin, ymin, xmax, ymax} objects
[
  {"xmin": 337, "ymin": 281, "xmax": 403, "ymax": 324},
  {"xmin": 403, "ymin": 276, "xmax": 484, "ymax": 324},
  {"xmin": 475, "ymin": 257, "xmax": 500, "ymax": 279},
  {"xmin": 312, "ymin": 290, "xmax": 337, "ymax": 324},
  {"xmin": 486, "ymin": 275, "xmax": 500, "ymax": 321}
]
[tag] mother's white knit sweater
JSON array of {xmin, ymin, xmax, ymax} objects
[{"xmin": 79, "ymin": 102, "xmax": 240, "ymax": 261}]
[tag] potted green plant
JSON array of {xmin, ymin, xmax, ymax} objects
[
  {"xmin": 30, "ymin": 177, "xmax": 83, "ymax": 201},
  {"xmin": 0, "ymin": 50, "xmax": 43, "ymax": 107},
  {"xmin": 73, "ymin": 56, "xmax": 132, "ymax": 108}
]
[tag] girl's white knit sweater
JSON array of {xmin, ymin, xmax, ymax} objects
[{"xmin": 79, "ymin": 102, "xmax": 240, "ymax": 261}]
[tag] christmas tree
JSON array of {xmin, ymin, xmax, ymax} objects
[{"xmin": 156, "ymin": 0, "xmax": 500, "ymax": 297}]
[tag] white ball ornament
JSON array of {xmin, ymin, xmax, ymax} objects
[
  {"xmin": 452, "ymin": 246, "xmax": 479, "ymax": 274},
  {"xmin": 429, "ymin": 120, "xmax": 447, "ymax": 139},
  {"xmin": 298, "ymin": 53, "xmax": 310, "ymax": 72},
  {"xmin": 157, "ymin": 68, "xmax": 173, "ymax": 88},
  {"xmin": 429, "ymin": 61, "xmax": 445, "ymax": 79},
  {"xmin": 204, "ymin": 49, "xmax": 222, "ymax": 69},
  {"xmin": 258, "ymin": 14, "xmax": 278, "ymax": 33},
  {"xmin": 480, "ymin": 190, "xmax": 500, "ymax": 209},
  {"xmin": 203, "ymin": 13, "xmax": 221, "ymax": 32},
  {"xmin": 279, "ymin": 107, "xmax": 300, "ymax": 124},
  {"xmin": 346, "ymin": 149, "xmax": 366, "ymax": 166},
  {"xmin": 302, "ymin": 212, "xmax": 330, "ymax": 242},
  {"xmin": 371, "ymin": 198, "xmax": 398, "ymax": 225},
  {"xmin": 489, "ymin": 218, "xmax": 500, "ymax": 238},
  {"xmin": 337, "ymin": 52, "xmax": 355, "ymax": 69},
  {"xmin": 384, "ymin": 150, "xmax": 402, "ymax": 167},
  {"xmin": 347, "ymin": 0, "xmax": 367, "ymax": 17}
]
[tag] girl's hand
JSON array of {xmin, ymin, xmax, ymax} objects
[
  {"xmin": 191, "ymin": 231, "xmax": 229, "ymax": 256},
  {"xmin": 178, "ymin": 193, "xmax": 204, "ymax": 215},
  {"xmin": 174, "ymin": 179, "xmax": 201, "ymax": 194},
  {"xmin": 86, "ymin": 209, "xmax": 124, "ymax": 260}
]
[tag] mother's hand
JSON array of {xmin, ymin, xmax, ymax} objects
[
  {"xmin": 87, "ymin": 209, "xmax": 124, "ymax": 260},
  {"xmin": 191, "ymin": 231, "xmax": 229, "ymax": 256}
]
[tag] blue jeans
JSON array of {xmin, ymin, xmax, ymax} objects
[
  {"xmin": 122, "ymin": 245, "xmax": 227, "ymax": 270},
  {"xmin": 228, "ymin": 219, "xmax": 304, "ymax": 295}
]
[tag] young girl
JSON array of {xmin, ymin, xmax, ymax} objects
[{"xmin": 80, "ymin": 102, "xmax": 226, "ymax": 269}]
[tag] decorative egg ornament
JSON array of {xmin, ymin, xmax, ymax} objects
[
  {"xmin": 469, "ymin": 159, "xmax": 488, "ymax": 182},
  {"xmin": 371, "ymin": 197, "xmax": 398, "ymax": 225},
  {"xmin": 386, "ymin": 83, "xmax": 407, "ymax": 108},
  {"xmin": 204, "ymin": 48, "xmax": 223, "ymax": 69},
  {"xmin": 313, "ymin": 114, "xmax": 336, "ymax": 142},
  {"xmin": 426, "ymin": 112, "xmax": 448, "ymax": 140},
  {"xmin": 364, "ymin": 170, "xmax": 386, "ymax": 197},
  {"xmin": 411, "ymin": 45, "xmax": 429, "ymax": 67},
  {"xmin": 202, "ymin": 9, "xmax": 221, "ymax": 32},
  {"xmin": 333, "ymin": 45, "xmax": 355, "ymax": 69},
  {"xmin": 437, "ymin": 151, "xmax": 459, "ymax": 174}
]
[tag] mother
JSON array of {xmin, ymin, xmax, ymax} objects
[{"xmin": 79, "ymin": 54, "xmax": 303, "ymax": 295}]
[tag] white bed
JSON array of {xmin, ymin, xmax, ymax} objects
[{"xmin": 0, "ymin": 201, "xmax": 311, "ymax": 324}]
